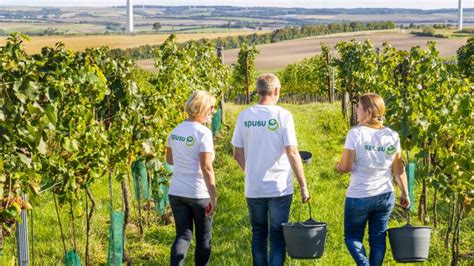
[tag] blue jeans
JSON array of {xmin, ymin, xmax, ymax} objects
[
  {"xmin": 169, "ymin": 195, "xmax": 213, "ymax": 266},
  {"xmin": 344, "ymin": 192, "xmax": 395, "ymax": 266},
  {"xmin": 246, "ymin": 194, "xmax": 293, "ymax": 266}
]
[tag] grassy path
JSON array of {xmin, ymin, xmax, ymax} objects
[
  {"xmin": 206, "ymin": 102, "xmax": 355, "ymax": 265},
  {"xmin": 1, "ymin": 102, "xmax": 471, "ymax": 265}
]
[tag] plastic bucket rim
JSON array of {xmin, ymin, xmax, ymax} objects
[
  {"xmin": 388, "ymin": 226, "xmax": 432, "ymax": 231},
  {"xmin": 282, "ymin": 221, "xmax": 327, "ymax": 228},
  {"xmin": 299, "ymin": 151, "xmax": 312, "ymax": 160}
]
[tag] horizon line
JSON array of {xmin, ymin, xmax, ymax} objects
[{"xmin": 0, "ymin": 4, "xmax": 470, "ymax": 11}]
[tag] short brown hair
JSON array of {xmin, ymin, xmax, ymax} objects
[
  {"xmin": 358, "ymin": 93, "xmax": 385, "ymax": 126},
  {"xmin": 256, "ymin": 73, "xmax": 281, "ymax": 96}
]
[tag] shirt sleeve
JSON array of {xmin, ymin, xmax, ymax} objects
[
  {"xmin": 231, "ymin": 115, "xmax": 244, "ymax": 148},
  {"xmin": 283, "ymin": 112, "xmax": 298, "ymax": 146},
  {"xmin": 166, "ymin": 133, "xmax": 172, "ymax": 148},
  {"xmin": 395, "ymin": 133, "xmax": 401, "ymax": 153},
  {"xmin": 200, "ymin": 130, "xmax": 214, "ymax": 153},
  {"xmin": 344, "ymin": 129, "xmax": 356, "ymax": 150}
]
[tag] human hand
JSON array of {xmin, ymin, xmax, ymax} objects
[
  {"xmin": 205, "ymin": 197, "xmax": 217, "ymax": 217},
  {"xmin": 400, "ymin": 194, "xmax": 410, "ymax": 209},
  {"xmin": 300, "ymin": 186, "xmax": 310, "ymax": 203}
]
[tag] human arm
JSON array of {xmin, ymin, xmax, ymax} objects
[
  {"xmin": 233, "ymin": 147, "xmax": 245, "ymax": 171},
  {"xmin": 200, "ymin": 152, "xmax": 217, "ymax": 216},
  {"xmin": 165, "ymin": 147, "xmax": 173, "ymax": 165},
  {"xmin": 285, "ymin": 145, "xmax": 310, "ymax": 203},
  {"xmin": 231, "ymin": 115, "xmax": 245, "ymax": 171},
  {"xmin": 336, "ymin": 149, "xmax": 355, "ymax": 173},
  {"xmin": 392, "ymin": 152, "xmax": 410, "ymax": 209}
]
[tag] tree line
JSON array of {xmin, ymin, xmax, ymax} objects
[{"xmin": 109, "ymin": 21, "xmax": 396, "ymax": 60}]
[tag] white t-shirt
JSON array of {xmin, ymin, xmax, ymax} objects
[
  {"xmin": 231, "ymin": 104, "xmax": 298, "ymax": 198},
  {"xmin": 344, "ymin": 125, "xmax": 401, "ymax": 198},
  {"xmin": 167, "ymin": 121, "xmax": 214, "ymax": 199}
]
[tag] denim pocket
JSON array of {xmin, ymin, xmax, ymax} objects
[{"xmin": 349, "ymin": 197, "xmax": 372, "ymax": 214}]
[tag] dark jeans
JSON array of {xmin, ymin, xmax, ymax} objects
[
  {"xmin": 344, "ymin": 192, "xmax": 395, "ymax": 266},
  {"xmin": 169, "ymin": 195, "xmax": 213, "ymax": 266},
  {"xmin": 246, "ymin": 194, "xmax": 293, "ymax": 266}
]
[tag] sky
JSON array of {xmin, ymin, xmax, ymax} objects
[{"xmin": 0, "ymin": 0, "xmax": 472, "ymax": 9}]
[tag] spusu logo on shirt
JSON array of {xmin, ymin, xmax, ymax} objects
[
  {"xmin": 243, "ymin": 118, "xmax": 279, "ymax": 131},
  {"xmin": 364, "ymin": 144, "xmax": 396, "ymax": 155},
  {"xmin": 171, "ymin": 134, "xmax": 195, "ymax": 147}
]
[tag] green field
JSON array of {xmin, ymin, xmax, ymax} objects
[
  {"xmin": 0, "ymin": 22, "xmax": 106, "ymax": 34},
  {"xmin": 177, "ymin": 27, "xmax": 264, "ymax": 33},
  {"xmin": 1, "ymin": 103, "xmax": 472, "ymax": 265},
  {"xmin": 410, "ymin": 26, "xmax": 474, "ymax": 39}
]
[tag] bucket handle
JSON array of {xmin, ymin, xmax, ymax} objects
[
  {"xmin": 405, "ymin": 206, "xmax": 410, "ymax": 225},
  {"xmin": 308, "ymin": 200, "xmax": 313, "ymax": 221},
  {"xmin": 302, "ymin": 198, "xmax": 314, "ymax": 222},
  {"xmin": 295, "ymin": 196, "xmax": 314, "ymax": 222}
]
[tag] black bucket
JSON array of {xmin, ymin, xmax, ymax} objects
[
  {"xmin": 299, "ymin": 151, "xmax": 312, "ymax": 164},
  {"xmin": 388, "ymin": 224, "xmax": 431, "ymax": 262},
  {"xmin": 282, "ymin": 219, "xmax": 327, "ymax": 259},
  {"xmin": 282, "ymin": 201, "xmax": 327, "ymax": 259}
]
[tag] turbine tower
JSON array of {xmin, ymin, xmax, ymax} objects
[
  {"xmin": 458, "ymin": 0, "xmax": 463, "ymax": 30},
  {"xmin": 127, "ymin": 0, "xmax": 134, "ymax": 32}
]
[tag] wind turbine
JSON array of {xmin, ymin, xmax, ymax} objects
[
  {"xmin": 127, "ymin": 0, "xmax": 134, "ymax": 32},
  {"xmin": 458, "ymin": 0, "xmax": 463, "ymax": 30}
]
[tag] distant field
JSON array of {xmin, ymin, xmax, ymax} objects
[
  {"xmin": 0, "ymin": 30, "xmax": 270, "ymax": 54},
  {"xmin": 0, "ymin": 22, "xmax": 106, "ymax": 34},
  {"xmin": 221, "ymin": 31, "xmax": 469, "ymax": 70},
  {"xmin": 278, "ymin": 11, "xmax": 474, "ymax": 24},
  {"xmin": 177, "ymin": 27, "xmax": 263, "ymax": 33},
  {"xmin": 410, "ymin": 27, "xmax": 474, "ymax": 39},
  {"xmin": 137, "ymin": 30, "xmax": 469, "ymax": 72},
  {"xmin": 212, "ymin": 16, "xmax": 283, "ymax": 23},
  {"xmin": 133, "ymin": 26, "xmax": 262, "ymax": 33},
  {"xmin": 136, "ymin": 30, "xmax": 395, "ymax": 72}
]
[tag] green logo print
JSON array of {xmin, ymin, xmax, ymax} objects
[
  {"xmin": 268, "ymin": 119, "xmax": 279, "ymax": 131},
  {"xmin": 186, "ymin": 136, "xmax": 195, "ymax": 147},
  {"xmin": 386, "ymin": 145, "xmax": 396, "ymax": 155}
]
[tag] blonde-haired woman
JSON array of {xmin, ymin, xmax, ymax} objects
[
  {"xmin": 336, "ymin": 93, "xmax": 410, "ymax": 266},
  {"xmin": 166, "ymin": 90, "xmax": 217, "ymax": 266}
]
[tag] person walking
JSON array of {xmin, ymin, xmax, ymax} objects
[
  {"xmin": 166, "ymin": 90, "xmax": 217, "ymax": 266},
  {"xmin": 336, "ymin": 93, "xmax": 410, "ymax": 266},
  {"xmin": 232, "ymin": 73, "xmax": 310, "ymax": 266}
]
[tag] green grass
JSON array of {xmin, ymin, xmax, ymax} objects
[
  {"xmin": 438, "ymin": 27, "xmax": 474, "ymax": 39},
  {"xmin": 1, "ymin": 102, "xmax": 472, "ymax": 265},
  {"xmin": 257, "ymin": 68, "xmax": 284, "ymax": 76},
  {"xmin": 410, "ymin": 27, "xmax": 474, "ymax": 39}
]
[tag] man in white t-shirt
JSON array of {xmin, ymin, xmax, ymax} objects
[{"xmin": 232, "ymin": 73, "xmax": 310, "ymax": 266}]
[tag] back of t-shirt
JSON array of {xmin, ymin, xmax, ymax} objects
[
  {"xmin": 344, "ymin": 126, "xmax": 400, "ymax": 198},
  {"xmin": 167, "ymin": 121, "xmax": 214, "ymax": 199},
  {"xmin": 231, "ymin": 104, "xmax": 297, "ymax": 198}
]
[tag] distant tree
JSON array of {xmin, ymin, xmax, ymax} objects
[
  {"xmin": 152, "ymin": 22, "xmax": 162, "ymax": 32},
  {"xmin": 43, "ymin": 27, "xmax": 62, "ymax": 35},
  {"xmin": 422, "ymin": 27, "xmax": 436, "ymax": 35}
]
